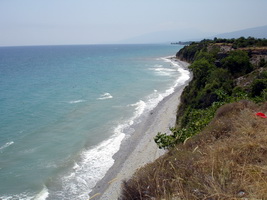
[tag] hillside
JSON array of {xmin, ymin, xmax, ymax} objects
[
  {"xmin": 214, "ymin": 25, "xmax": 267, "ymax": 40},
  {"xmin": 120, "ymin": 37, "xmax": 267, "ymax": 199},
  {"xmin": 156, "ymin": 37, "xmax": 267, "ymax": 149},
  {"xmin": 121, "ymin": 101, "xmax": 267, "ymax": 199},
  {"xmin": 118, "ymin": 25, "xmax": 267, "ymax": 44}
]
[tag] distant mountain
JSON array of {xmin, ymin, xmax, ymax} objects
[
  {"xmin": 213, "ymin": 25, "xmax": 267, "ymax": 39},
  {"xmin": 118, "ymin": 25, "xmax": 267, "ymax": 44},
  {"xmin": 118, "ymin": 29, "xmax": 216, "ymax": 44}
]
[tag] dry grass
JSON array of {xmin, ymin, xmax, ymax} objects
[
  {"xmin": 239, "ymin": 47, "xmax": 267, "ymax": 51},
  {"xmin": 120, "ymin": 101, "xmax": 267, "ymax": 200}
]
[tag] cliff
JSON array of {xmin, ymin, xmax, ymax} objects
[{"xmin": 120, "ymin": 37, "xmax": 267, "ymax": 199}]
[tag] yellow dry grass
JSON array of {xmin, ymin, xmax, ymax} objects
[{"xmin": 120, "ymin": 101, "xmax": 267, "ymax": 200}]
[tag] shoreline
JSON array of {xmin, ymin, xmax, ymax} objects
[{"xmin": 89, "ymin": 59, "xmax": 192, "ymax": 200}]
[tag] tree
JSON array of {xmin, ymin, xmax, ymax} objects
[
  {"xmin": 189, "ymin": 58, "xmax": 216, "ymax": 89},
  {"xmin": 221, "ymin": 50, "xmax": 253, "ymax": 77},
  {"xmin": 251, "ymin": 79, "xmax": 267, "ymax": 97}
]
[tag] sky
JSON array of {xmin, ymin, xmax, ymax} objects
[{"xmin": 1, "ymin": 0, "xmax": 267, "ymax": 46}]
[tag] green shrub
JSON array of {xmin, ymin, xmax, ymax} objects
[
  {"xmin": 155, "ymin": 102, "xmax": 222, "ymax": 149},
  {"xmin": 251, "ymin": 79, "xmax": 267, "ymax": 97},
  {"xmin": 156, "ymin": 37, "xmax": 267, "ymax": 149},
  {"xmin": 221, "ymin": 50, "xmax": 253, "ymax": 77},
  {"xmin": 189, "ymin": 58, "xmax": 216, "ymax": 89},
  {"xmin": 258, "ymin": 58, "xmax": 267, "ymax": 68}
]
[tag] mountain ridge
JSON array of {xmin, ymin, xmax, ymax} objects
[
  {"xmin": 118, "ymin": 25, "xmax": 267, "ymax": 44},
  {"xmin": 213, "ymin": 25, "xmax": 267, "ymax": 39}
]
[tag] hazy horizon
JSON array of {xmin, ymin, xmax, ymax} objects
[{"xmin": 1, "ymin": 0, "xmax": 267, "ymax": 46}]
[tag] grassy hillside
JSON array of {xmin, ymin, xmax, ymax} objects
[
  {"xmin": 121, "ymin": 101, "xmax": 267, "ymax": 199},
  {"xmin": 120, "ymin": 37, "xmax": 267, "ymax": 199}
]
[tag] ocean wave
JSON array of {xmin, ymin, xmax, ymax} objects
[
  {"xmin": 122, "ymin": 57, "xmax": 190, "ymax": 122},
  {"xmin": 129, "ymin": 100, "xmax": 147, "ymax": 120},
  {"xmin": 161, "ymin": 56, "xmax": 173, "ymax": 63},
  {"xmin": 1, "ymin": 192, "xmax": 34, "ymax": 200},
  {"xmin": 145, "ymin": 57, "xmax": 190, "ymax": 111},
  {"xmin": 162, "ymin": 56, "xmax": 190, "ymax": 85},
  {"xmin": 153, "ymin": 68, "xmax": 177, "ymax": 72},
  {"xmin": 0, "ymin": 185, "xmax": 49, "ymax": 200},
  {"xmin": 55, "ymin": 132, "xmax": 125, "ymax": 200},
  {"xmin": 162, "ymin": 61, "xmax": 190, "ymax": 97},
  {"xmin": 34, "ymin": 186, "xmax": 49, "ymax": 200},
  {"xmin": 68, "ymin": 100, "xmax": 86, "ymax": 104},
  {"xmin": 50, "ymin": 57, "xmax": 190, "ymax": 200},
  {"xmin": 97, "ymin": 93, "xmax": 113, "ymax": 100},
  {"xmin": 149, "ymin": 60, "xmax": 179, "ymax": 76},
  {"xmin": 0, "ymin": 141, "xmax": 14, "ymax": 151},
  {"xmin": 52, "ymin": 101, "xmax": 149, "ymax": 199}
]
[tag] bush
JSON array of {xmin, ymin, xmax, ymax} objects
[
  {"xmin": 221, "ymin": 50, "xmax": 253, "ymax": 77},
  {"xmin": 164, "ymin": 37, "xmax": 267, "ymax": 149},
  {"xmin": 195, "ymin": 51, "xmax": 216, "ymax": 63},
  {"xmin": 189, "ymin": 58, "xmax": 216, "ymax": 89},
  {"xmin": 258, "ymin": 58, "xmax": 267, "ymax": 68},
  {"xmin": 155, "ymin": 102, "xmax": 221, "ymax": 149},
  {"xmin": 176, "ymin": 43, "xmax": 201, "ymax": 62},
  {"xmin": 251, "ymin": 79, "xmax": 267, "ymax": 97}
]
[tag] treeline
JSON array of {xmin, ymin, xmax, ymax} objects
[
  {"xmin": 213, "ymin": 36, "xmax": 267, "ymax": 48},
  {"xmin": 176, "ymin": 37, "xmax": 267, "ymax": 62},
  {"xmin": 155, "ymin": 37, "xmax": 267, "ymax": 149}
]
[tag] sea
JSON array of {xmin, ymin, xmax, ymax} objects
[{"xmin": 0, "ymin": 44, "xmax": 188, "ymax": 200}]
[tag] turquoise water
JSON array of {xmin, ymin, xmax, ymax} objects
[{"xmin": 0, "ymin": 44, "xmax": 186, "ymax": 199}]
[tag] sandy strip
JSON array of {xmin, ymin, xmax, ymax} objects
[{"xmin": 89, "ymin": 59, "xmax": 191, "ymax": 200}]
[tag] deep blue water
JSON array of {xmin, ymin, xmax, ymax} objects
[{"xmin": 0, "ymin": 44, "xmax": 186, "ymax": 200}]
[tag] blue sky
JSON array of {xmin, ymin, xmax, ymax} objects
[{"xmin": 1, "ymin": 0, "xmax": 267, "ymax": 46}]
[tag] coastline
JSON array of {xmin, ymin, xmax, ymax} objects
[{"xmin": 89, "ymin": 59, "xmax": 192, "ymax": 200}]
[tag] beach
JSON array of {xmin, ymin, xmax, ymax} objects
[
  {"xmin": 89, "ymin": 59, "xmax": 191, "ymax": 200},
  {"xmin": 0, "ymin": 44, "xmax": 190, "ymax": 200}
]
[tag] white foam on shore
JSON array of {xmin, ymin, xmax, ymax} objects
[
  {"xmin": 155, "ymin": 68, "xmax": 177, "ymax": 76},
  {"xmin": 55, "ymin": 131, "xmax": 125, "ymax": 200},
  {"xmin": 97, "ymin": 93, "xmax": 113, "ymax": 100},
  {"xmin": 144, "ymin": 57, "xmax": 190, "ymax": 111},
  {"xmin": 0, "ymin": 186, "xmax": 49, "ymax": 200},
  {"xmin": 52, "ymin": 57, "xmax": 190, "ymax": 200},
  {"xmin": 0, "ymin": 185, "xmax": 49, "ymax": 200},
  {"xmin": 51, "ymin": 100, "xmax": 149, "ymax": 199},
  {"xmin": 54, "ymin": 101, "xmax": 150, "ymax": 199},
  {"xmin": 129, "ymin": 100, "xmax": 147, "ymax": 120},
  {"xmin": 1, "ymin": 192, "xmax": 34, "ymax": 200},
  {"xmin": 117, "ymin": 57, "xmax": 190, "ymax": 132},
  {"xmin": 166, "ymin": 57, "xmax": 190, "ymax": 87},
  {"xmin": 34, "ymin": 186, "xmax": 49, "ymax": 200}
]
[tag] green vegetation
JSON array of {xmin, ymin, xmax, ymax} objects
[
  {"xmin": 120, "ymin": 37, "xmax": 267, "ymax": 200},
  {"xmin": 121, "ymin": 101, "xmax": 267, "ymax": 199},
  {"xmin": 155, "ymin": 37, "xmax": 267, "ymax": 149},
  {"xmin": 221, "ymin": 50, "xmax": 252, "ymax": 77}
]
